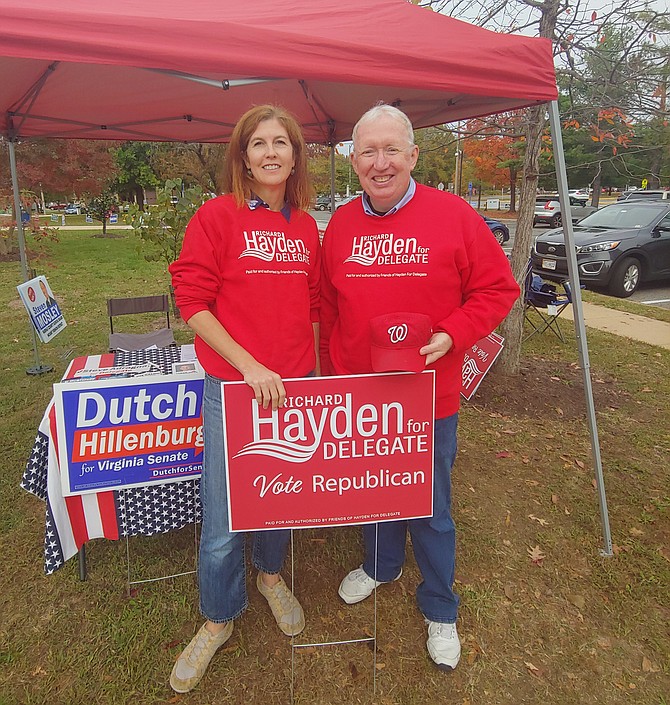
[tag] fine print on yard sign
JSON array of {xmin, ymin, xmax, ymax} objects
[{"xmin": 222, "ymin": 372, "xmax": 435, "ymax": 532}]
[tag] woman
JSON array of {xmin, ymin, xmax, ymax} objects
[{"xmin": 168, "ymin": 105, "xmax": 319, "ymax": 694}]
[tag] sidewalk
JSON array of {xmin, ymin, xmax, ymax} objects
[{"xmin": 562, "ymin": 301, "xmax": 670, "ymax": 350}]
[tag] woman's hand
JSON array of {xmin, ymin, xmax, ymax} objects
[
  {"xmin": 186, "ymin": 311, "xmax": 286, "ymax": 409},
  {"xmin": 420, "ymin": 331, "xmax": 453, "ymax": 366},
  {"xmin": 241, "ymin": 361, "xmax": 286, "ymax": 410}
]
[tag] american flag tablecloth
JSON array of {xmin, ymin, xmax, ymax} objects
[{"xmin": 21, "ymin": 347, "xmax": 202, "ymax": 575}]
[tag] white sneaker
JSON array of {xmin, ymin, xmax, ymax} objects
[
  {"xmin": 426, "ymin": 620, "xmax": 461, "ymax": 671},
  {"xmin": 338, "ymin": 565, "xmax": 402, "ymax": 605},
  {"xmin": 170, "ymin": 621, "xmax": 233, "ymax": 693}
]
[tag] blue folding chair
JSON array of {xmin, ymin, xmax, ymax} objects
[{"xmin": 523, "ymin": 264, "xmax": 574, "ymax": 343}]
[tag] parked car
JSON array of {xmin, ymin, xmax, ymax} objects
[
  {"xmin": 568, "ymin": 189, "xmax": 590, "ymax": 204},
  {"xmin": 531, "ymin": 201, "xmax": 670, "ymax": 297},
  {"xmin": 533, "ymin": 195, "xmax": 597, "ymax": 228},
  {"xmin": 314, "ymin": 195, "xmax": 332, "ymax": 211},
  {"xmin": 334, "ymin": 195, "xmax": 359, "ymax": 210},
  {"xmin": 64, "ymin": 203, "xmax": 80, "ymax": 214},
  {"xmin": 483, "ymin": 216, "xmax": 509, "ymax": 245},
  {"xmin": 616, "ymin": 189, "xmax": 670, "ymax": 202}
]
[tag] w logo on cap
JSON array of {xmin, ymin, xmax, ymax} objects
[
  {"xmin": 370, "ymin": 312, "xmax": 433, "ymax": 373},
  {"xmin": 388, "ymin": 323, "xmax": 409, "ymax": 344}
]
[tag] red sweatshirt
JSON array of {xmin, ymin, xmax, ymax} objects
[
  {"xmin": 320, "ymin": 184, "xmax": 519, "ymax": 418},
  {"xmin": 170, "ymin": 195, "xmax": 320, "ymax": 380}
]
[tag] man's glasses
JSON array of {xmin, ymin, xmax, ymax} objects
[{"xmin": 356, "ymin": 146, "xmax": 409, "ymax": 160}]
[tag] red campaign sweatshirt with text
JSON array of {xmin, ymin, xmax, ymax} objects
[
  {"xmin": 170, "ymin": 195, "xmax": 320, "ymax": 380},
  {"xmin": 320, "ymin": 184, "xmax": 519, "ymax": 418}
]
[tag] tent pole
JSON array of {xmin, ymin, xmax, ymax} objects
[
  {"xmin": 8, "ymin": 139, "xmax": 52, "ymax": 375},
  {"xmin": 330, "ymin": 144, "xmax": 336, "ymax": 212},
  {"xmin": 8, "ymin": 139, "xmax": 29, "ymax": 281},
  {"xmin": 548, "ymin": 100, "xmax": 612, "ymax": 557}
]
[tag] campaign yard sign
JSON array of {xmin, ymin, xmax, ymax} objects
[
  {"xmin": 16, "ymin": 275, "xmax": 66, "ymax": 343},
  {"xmin": 222, "ymin": 372, "xmax": 435, "ymax": 532},
  {"xmin": 460, "ymin": 332, "xmax": 504, "ymax": 401},
  {"xmin": 55, "ymin": 373, "xmax": 204, "ymax": 495}
]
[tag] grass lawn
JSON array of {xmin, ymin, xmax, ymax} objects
[{"xmin": 0, "ymin": 230, "xmax": 668, "ymax": 705}]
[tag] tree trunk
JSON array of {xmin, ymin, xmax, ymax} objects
[
  {"xmin": 494, "ymin": 0, "xmax": 560, "ymax": 377},
  {"xmin": 0, "ymin": 224, "xmax": 17, "ymax": 256},
  {"xmin": 591, "ymin": 164, "xmax": 602, "ymax": 209},
  {"xmin": 497, "ymin": 103, "xmax": 546, "ymax": 376},
  {"xmin": 648, "ymin": 147, "xmax": 662, "ymax": 189},
  {"xmin": 509, "ymin": 166, "xmax": 518, "ymax": 211}
]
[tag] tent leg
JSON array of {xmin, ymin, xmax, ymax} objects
[
  {"xmin": 8, "ymin": 140, "xmax": 53, "ymax": 376},
  {"xmin": 548, "ymin": 101, "xmax": 612, "ymax": 557},
  {"xmin": 329, "ymin": 144, "xmax": 336, "ymax": 212}
]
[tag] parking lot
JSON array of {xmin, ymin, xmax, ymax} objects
[{"xmin": 311, "ymin": 206, "xmax": 670, "ymax": 310}]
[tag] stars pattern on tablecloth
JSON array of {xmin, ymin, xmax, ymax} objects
[
  {"xmin": 117, "ymin": 480, "xmax": 202, "ymax": 537},
  {"xmin": 44, "ymin": 499, "xmax": 65, "ymax": 576},
  {"xmin": 21, "ymin": 429, "xmax": 49, "ymax": 501}
]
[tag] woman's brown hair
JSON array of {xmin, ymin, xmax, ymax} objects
[{"xmin": 222, "ymin": 104, "xmax": 313, "ymax": 211}]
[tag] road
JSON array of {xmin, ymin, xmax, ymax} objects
[{"xmin": 310, "ymin": 210, "xmax": 670, "ymax": 310}]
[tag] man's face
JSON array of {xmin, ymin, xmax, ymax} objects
[{"xmin": 351, "ymin": 115, "xmax": 419, "ymax": 214}]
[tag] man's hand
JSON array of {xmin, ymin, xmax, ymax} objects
[
  {"xmin": 420, "ymin": 331, "xmax": 453, "ymax": 366},
  {"xmin": 242, "ymin": 362, "xmax": 286, "ymax": 410}
]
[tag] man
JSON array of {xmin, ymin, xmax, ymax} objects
[{"xmin": 320, "ymin": 104, "xmax": 519, "ymax": 671}]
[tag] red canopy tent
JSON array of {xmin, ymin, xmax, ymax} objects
[
  {"xmin": 0, "ymin": 0, "xmax": 611, "ymax": 555},
  {"xmin": 0, "ymin": 0, "xmax": 556, "ymax": 143}
]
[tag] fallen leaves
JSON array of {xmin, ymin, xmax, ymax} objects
[
  {"xmin": 528, "ymin": 514, "xmax": 549, "ymax": 526},
  {"xmin": 641, "ymin": 656, "xmax": 660, "ymax": 673},
  {"xmin": 527, "ymin": 545, "xmax": 545, "ymax": 565},
  {"xmin": 560, "ymin": 454, "xmax": 586, "ymax": 470},
  {"xmin": 524, "ymin": 661, "xmax": 541, "ymax": 676},
  {"xmin": 596, "ymin": 636, "xmax": 612, "ymax": 650}
]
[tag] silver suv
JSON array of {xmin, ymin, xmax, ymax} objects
[
  {"xmin": 617, "ymin": 189, "xmax": 670, "ymax": 202},
  {"xmin": 533, "ymin": 195, "xmax": 597, "ymax": 228}
]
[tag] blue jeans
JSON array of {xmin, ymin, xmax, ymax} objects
[
  {"xmin": 362, "ymin": 414, "xmax": 459, "ymax": 624},
  {"xmin": 198, "ymin": 374, "xmax": 291, "ymax": 623}
]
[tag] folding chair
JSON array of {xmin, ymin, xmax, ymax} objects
[
  {"xmin": 107, "ymin": 294, "xmax": 176, "ymax": 351},
  {"xmin": 523, "ymin": 264, "xmax": 574, "ymax": 343}
]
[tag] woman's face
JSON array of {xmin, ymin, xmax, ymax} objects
[{"xmin": 244, "ymin": 118, "xmax": 295, "ymax": 195}]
